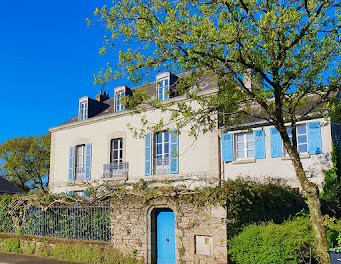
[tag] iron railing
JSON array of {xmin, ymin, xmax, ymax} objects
[
  {"xmin": 154, "ymin": 158, "xmax": 169, "ymax": 175},
  {"xmin": 103, "ymin": 162, "xmax": 129, "ymax": 178},
  {"xmin": 75, "ymin": 166, "xmax": 85, "ymax": 180},
  {"xmin": 0, "ymin": 205, "xmax": 111, "ymax": 242}
]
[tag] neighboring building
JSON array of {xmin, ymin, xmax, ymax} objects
[
  {"xmin": 48, "ymin": 72, "xmax": 340, "ymax": 193},
  {"xmin": 0, "ymin": 176, "xmax": 24, "ymax": 194}
]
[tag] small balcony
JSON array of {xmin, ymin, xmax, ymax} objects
[
  {"xmin": 75, "ymin": 166, "xmax": 85, "ymax": 181},
  {"xmin": 103, "ymin": 162, "xmax": 129, "ymax": 179},
  {"xmin": 154, "ymin": 158, "xmax": 169, "ymax": 175}
]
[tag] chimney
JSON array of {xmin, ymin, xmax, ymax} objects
[
  {"xmin": 96, "ymin": 89, "xmax": 109, "ymax": 102},
  {"xmin": 243, "ymin": 69, "xmax": 263, "ymax": 91}
]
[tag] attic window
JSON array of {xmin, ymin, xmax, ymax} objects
[
  {"xmin": 80, "ymin": 101, "xmax": 88, "ymax": 120},
  {"xmin": 156, "ymin": 72, "xmax": 171, "ymax": 101},
  {"xmin": 114, "ymin": 86, "xmax": 128, "ymax": 113}
]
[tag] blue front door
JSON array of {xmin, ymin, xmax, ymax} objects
[{"xmin": 157, "ymin": 209, "xmax": 176, "ymax": 264}]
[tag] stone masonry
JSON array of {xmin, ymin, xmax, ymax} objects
[{"xmin": 110, "ymin": 197, "xmax": 228, "ymax": 264}]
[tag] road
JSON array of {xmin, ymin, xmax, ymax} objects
[{"xmin": 0, "ymin": 253, "xmax": 80, "ymax": 264}]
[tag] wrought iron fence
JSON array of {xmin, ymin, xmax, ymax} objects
[{"xmin": 0, "ymin": 205, "xmax": 111, "ymax": 242}]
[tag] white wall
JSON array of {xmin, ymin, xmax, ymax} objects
[
  {"xmin": 222, "ymin": 118, "xmax": 333, "ymax": 188},
  {"xmin": 49, "ymin": 108, "xmax": 220, "ymax": 193}
]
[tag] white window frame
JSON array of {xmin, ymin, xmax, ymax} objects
[
  {"xmin": 111, "ymin": 138, "xmax": 123, "ymax": 164},
  {"xmin": 235, "ymin": 132, "xmax": 254, "ymax": 160},
  {"xmin": 75, "ymin": 144, "xmax": 85, "ymax": 180},
  {"xmin": 284, "ymin": 124, "xmax": 308, "ymax": 155},
  {"xmin": 115, "ymin": 91, "xmax": 125, "ymax": 112},
  {"xmin": 157, "ymin": 78, "xmax": 169, "ymax": 101},
  {"xmin": 155, "ymin": 131, "xmax": 170, "ymax": 160},
  {"xmin": 80, "ymin": 102, "xmax": 88, "ymax": 120}
]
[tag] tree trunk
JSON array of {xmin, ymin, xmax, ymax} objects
[{"xmin": 286, "ymin": 142, "xmax": 329, "ymax": 263}]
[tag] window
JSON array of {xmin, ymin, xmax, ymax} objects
[
  {"xmin": 111, "ymin": 138, "xmax": 123, "ymax": 164},
  {"xmin": 285, "ymin": 125, "xmax": 308, "ymax": 155},
  {"xmin": 235, "ymin": 132, "xmax": 254, "ymax": 160},
  {"xmin": 154, "ymin": 131, "xmax": 170, "ymax": 174},
  {"xmin": 80, "ymin": 102, "xmax": 88, "ymax": 120},
  {"xmin": 75, "ymin": 145, "xmax": 85, "ymax": 180},
  {"xmin": 158, "ymin": 78, "xmax": 169, "ymax": 101},
  {"xmin": 116, "ymin": 91, "xmax": 125, "ymax": 112}
]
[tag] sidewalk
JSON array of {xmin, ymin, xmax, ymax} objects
[{"xmin": 0, "ymin": 253, "xmax": 81, "ymax": 264}]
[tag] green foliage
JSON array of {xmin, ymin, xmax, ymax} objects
[
  {"xmin": 229, "ymin": 217, "xmax": 316, "ymax": 264},
  {"xmin": 0, "ymin": 133, "xmax": 51, "ymax": 193},
  {"xmin": 321, "ymin": 142, "xmax": 341, "ymax": 216},
  {"xmin": 0, "ymin": 195, "xmax": 14, "ymax": 233},
  {"xmin": 324, "ymin": 215, "xmax": 341, "ymax": 248},
  {"xmin": 110, "ymin": 178, "xmax": 305, "ymax": 236},
  {"xmin": 0, "ymin": 236, "xmax": 141, "ymax": 264}
]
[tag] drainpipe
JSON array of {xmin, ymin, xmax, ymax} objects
[{"xmin": 218, "ymin": 134, "xmax": 223, "ymax": 185}]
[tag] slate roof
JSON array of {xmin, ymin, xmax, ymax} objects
[
  {"xmin": 0, "ymin": 176, "xmax": 24, "ymax": 194},
  {"xmin": 60, "ymin": 72, "xmax": 218, "ymax": 127}
]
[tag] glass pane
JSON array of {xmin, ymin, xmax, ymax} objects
[
  {"xmin": 119, "ymin": 150, "xmax": 123, "ymax": 159},
  {"xmin": 298, "ymin": 144, "xmax": 308, "ymax": 153},
  {"xmin": 298, "ymin": 135, "xmax": 307, "ymax": 144},
  {"xmin": 164, "ymin": 143, "xmax": 169, "ymax": 154},
  {"xmin": 247, "ymin": 142, "xmax": 254, "ymax": 149},
  {"xmin": 164, "ymin": 79, "xmax": 169, "ymax": 86},
  {"xmin": 157, "ymin": 144, "xmax": 162, "ymax": 155},
  {"xmin": 247, "ymin": 150, "xmax": 254, "ymax": 158},
  {"xmin": 237, "ymin": 151, "xmax": 244, "ymax": 159},
  {"xmin": 236, "ymin": 134, "xmax": 244, "ymax": 143},
  {"xmin": 159, "ymin": 80, "xmax": 164, "ymax": 87},
  {"xmin": 237, "ymin": 143, "xmax": 244, "ymax": 151},
  {"xmin": 156, "ymin": 154, "xmax": 162, "ymax": 160},
  {"xmin": 114, "ymin": 140, "xmax": 118, "ymax": 149},
  {"xmin": 113, "ymin": 150, "xmax": 118, "ymax": 160},
  {"xmin": 164, "ymin": 132, "xmax": 169, "ymax": 142},
  {"xmin": 246, "ymin": 133, "xmax": 253, "ymax": 141},
  {"xmin": 157, "ymin": 133, "xmax": 162, "ymax": 143},
  {"xmin": 297, "ymin": 125, "xmax": 306, "ymax": 135},
  {"xmin": 119, "ymin": 139, "xmax": 123, "ymax": 148}
]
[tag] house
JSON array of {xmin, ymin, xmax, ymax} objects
[
  {"xmin": 48, "ymin": 72, "xmax": 339, "ymax": 194},
  {"xmin": 0, "ymin": 176, "xmax": 24, "ymax": 194}
]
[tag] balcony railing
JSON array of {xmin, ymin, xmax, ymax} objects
[
  {"xmin": 75, "ymin": 166, "xmax": 85, "ymax": 181},
  {"xmin": 154, "ymin": 158, "xmax": 169, "ymax": 175},
  {"xmin": 103, "ymin": 162, "xmax": 129, "ymax": 179}
]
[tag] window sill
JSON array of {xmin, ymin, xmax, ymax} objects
[
  {"xmin": 102, "ymin": 177, "xmax": 127, "ymax": 181},
  {"xmin": 232, "ymin": 158, "xmax": 256, "ymax": 164},
  {"xmin": 281, "ymin": 154, "xmax": 310, "ymax": 160}
]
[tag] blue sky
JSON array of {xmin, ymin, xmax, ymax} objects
[{"xmin": 0, "ymin": 0, "xmax": 120, "ymax": 143}]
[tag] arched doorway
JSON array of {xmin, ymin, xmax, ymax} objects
[{"xmin": 151, "ymin": 208, "xmax": 176, "ymax": 264}]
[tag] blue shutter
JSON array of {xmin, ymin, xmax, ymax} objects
[
  {"xmin": 270, "ymin": 127, "xmax": 282, "ymax": 158},
  {"xmin": 221, "ymin": 133, "xmax": 233, "ymax": 162},
  {"xmin": 254, "ymin": 129, "xmax": 266, "ymax": 159},
  {"xmin": 68, "ymin": 190, "xmax": 74, "ymax": 195},
  {"xmin": 85, "ymin": 143, "xmax": 92, "ymax": 180},
  {"xmin": 308, "ymin": 121, "xmax": 322, "ymax": 154},
  {"xmin": 83, "ymin": 190, "xmax": 87, "ymax": 197},
  {"xmin": 169, "ymin": 130, "xmax": 179, "ymax": 174},
  {"xmin": 68, "ymin": 146, "xmax": 75, "ymax": 181},
  {"xmin": 145, "ymin": 133, "xmax": 152, "ymax": 176}
]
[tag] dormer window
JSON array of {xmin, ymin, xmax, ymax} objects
[
  {"xmin": 116, "ymin": 91, "xmax": 125, "ymax": 112},
  {"xmin": 156, "ymin": 72, "xmax": 171, "ymax": 101},
  {"xmin": 78, "ymin": 97, "xmax": 89, "ymax": 121},
  {"xmin": 80, "ymin": 102, "xmax": 88, "ymax": 120},
  {"xmin": 114, "ymin": 85, "xmax": 132, "ymax": 113}
]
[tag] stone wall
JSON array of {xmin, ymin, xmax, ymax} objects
[{"xmin": 110, "ymin": 198, "xmax": 228, "ymax": 264}]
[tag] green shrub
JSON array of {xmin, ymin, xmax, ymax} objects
[
  {"xmin": 2, "ymin": 238, "xmax": 22, "ymax": 253},
  {"xmin": 229, "ymin": 217, "xmax": 315, "ymax": 264}
]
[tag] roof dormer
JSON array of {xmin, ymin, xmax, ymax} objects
[
  {"xmin": 156, "ymin": 72, "xmax": 178, "ymax": 101},
  {"xmin": 114, "ymin": 85, "xmax": 132, "ymax": 112}
]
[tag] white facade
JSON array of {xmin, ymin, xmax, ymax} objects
[
  {"xmin": 48, "ymin": 74, "xmax": 337, "ymax": 194},
  {"xmin": 221, "ymin": 118, "xmax": 333, "ymax": 189}
]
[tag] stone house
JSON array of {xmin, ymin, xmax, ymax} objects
[{"xmin": 48, "ymin": 71, "xmax": 339, "ymax": 263}]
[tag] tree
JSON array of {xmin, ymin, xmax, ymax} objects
[
  {"xmin": 0, "ymin": 133, "xmax": 50, "ymax": 193},
  {"xmin": 91, "ymin": 0, "xmax": 341, "ymax": 262}
]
